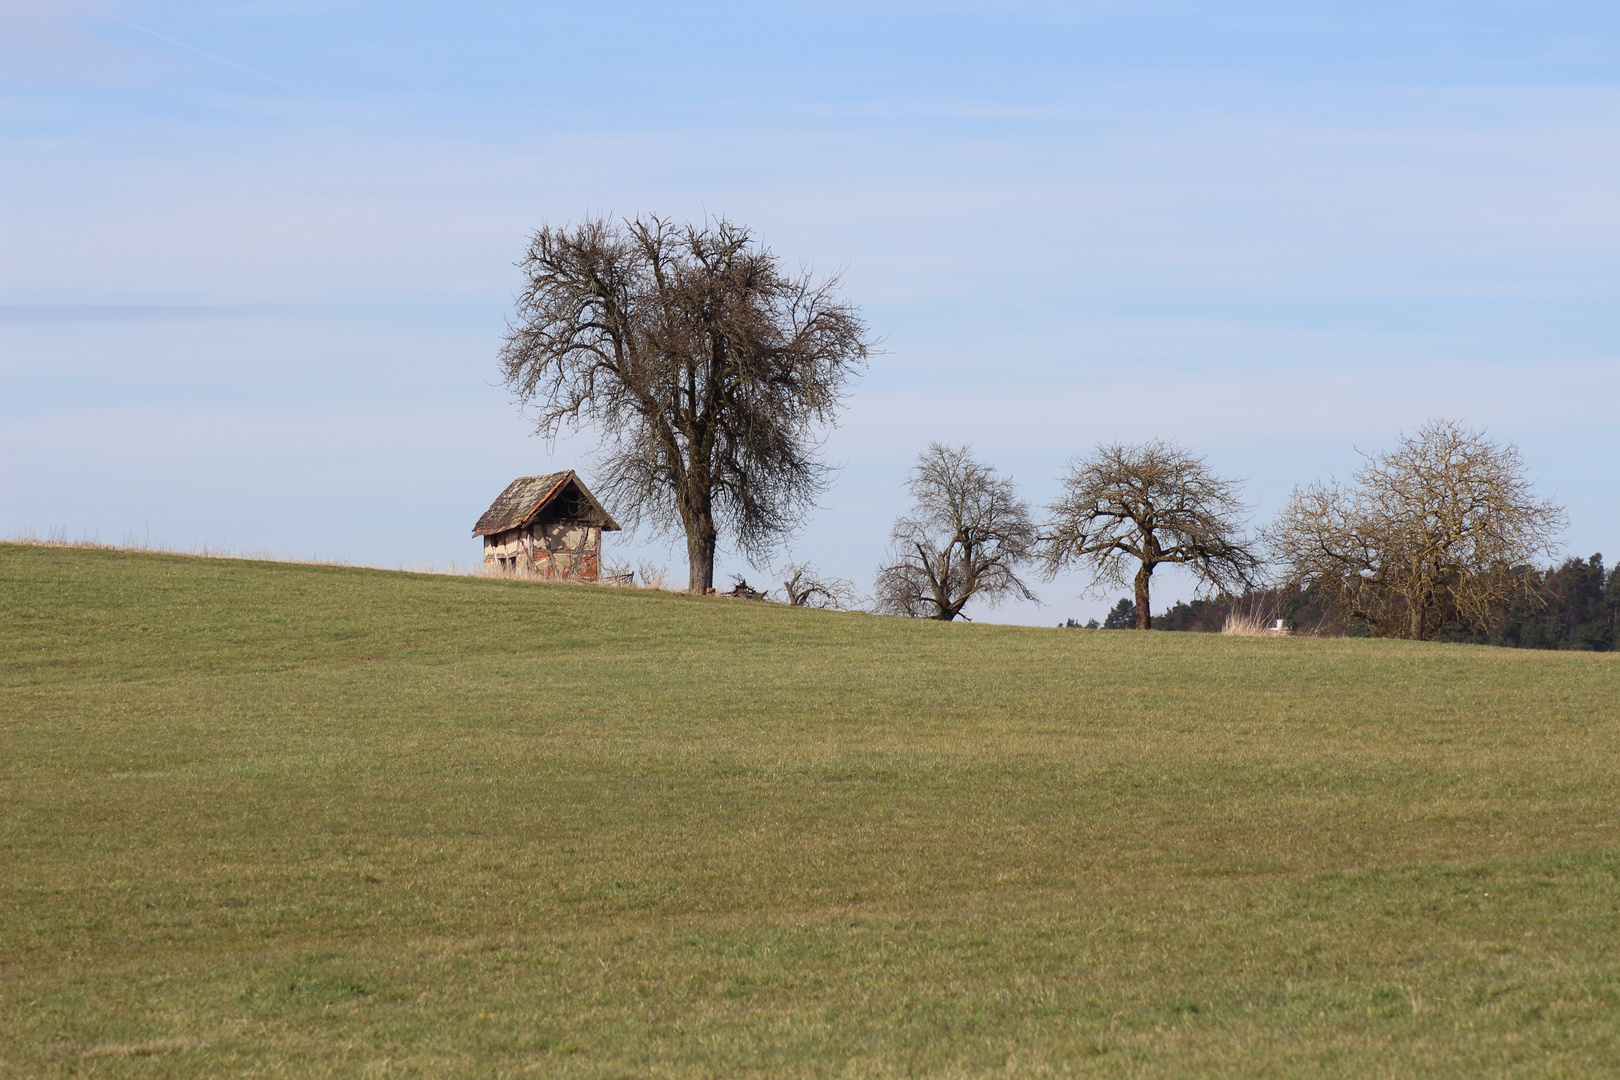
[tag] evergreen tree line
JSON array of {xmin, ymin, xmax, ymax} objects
[{"xmin": 1120, "ymin": 553, "xmax": 1620, "ymax": 651}]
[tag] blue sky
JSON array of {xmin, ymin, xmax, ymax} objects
[{"xmin": 4, "ymin": 1, "xmax": 1617, "ymax": 623}]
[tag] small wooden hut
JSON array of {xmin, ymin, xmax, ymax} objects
[{"xmin": 472, "ymin": 471, "xmax": 621, "ymax": 581}]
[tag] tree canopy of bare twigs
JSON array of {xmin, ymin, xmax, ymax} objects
[
  {"xmin": 873, "ymin": 444, "xmax": 1037, "ymax": 621},
  {"xmin": 499, "ymin": 214, "xmax": 872, "ymax": 593},
  {"xmin": 777, "ymin": 560, "xmax": 861, "ymax": 610},
  {"xmin": 1267, "ymin": 418, "xmax": 1565, "ymax": 641},
  {"xmin": 1039, "ymin": 441, "xmax": 1261, "ymax": 630}
]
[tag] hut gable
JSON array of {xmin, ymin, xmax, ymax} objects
[
  {"xmin": 471, "ymin": 471, "xmax": 620, "ymax": 538},
  {"xmin": 473, "ymin": 471, "xmax": 620, "ymax": 582}
]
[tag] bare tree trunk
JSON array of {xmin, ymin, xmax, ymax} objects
[
  {"xmin": 1135, "ymin": 563, "xmax": 1154, "ymax": 630},
  {"xmin": 685, "ymin": 516, "xmax": 717, "ymax": 594}
]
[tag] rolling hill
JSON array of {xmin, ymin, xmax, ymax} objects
[{"xmin": 3, "ymin": 542, "xmax": 1618, "ymax": 1077}]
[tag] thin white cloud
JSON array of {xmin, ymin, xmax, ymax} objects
[{"xmin": 111, "ymin": 15, "xmax": 314, "ymax": 96}]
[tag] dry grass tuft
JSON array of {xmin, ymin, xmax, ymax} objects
[
  {"xmin": 8, "ymin": 530, "xmax": 496, "ymax": 578},
  {"xmin": 1221, "ymin": 610, "xmax": 1289, "ymax": 636},
  {"xmin": 6, "ymin": 528, "xmax": 350, "ymax": 568},
  {"xmin": 84, "ymin": 1037, "xmax": 196, "ymax": 1059}
]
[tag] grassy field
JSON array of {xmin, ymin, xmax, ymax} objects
[{"xmin": 3, "ymin": 542, "xmax": 1618, "ymax": 1078}]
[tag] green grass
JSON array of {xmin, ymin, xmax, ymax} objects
[{"xmin": 3, "ymin": 542, "xmax": 1618, "ymax": 1078}]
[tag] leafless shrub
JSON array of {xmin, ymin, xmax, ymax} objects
[
  {"xmin": 636, "ymin": 560, "xmax": 669, "ymax": 591},
  {"xmin": 777, "ymin": 560, "xmax": 861, "ymax": 609}
]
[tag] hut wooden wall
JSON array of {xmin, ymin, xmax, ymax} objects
[{"xmin": 482, "ymin": 522, "xmax": 602, "ymax": 581}]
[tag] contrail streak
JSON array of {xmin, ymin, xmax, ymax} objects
[{"xmin": 113, "ymin": 17, "xmax": 314, "ymax": 97}]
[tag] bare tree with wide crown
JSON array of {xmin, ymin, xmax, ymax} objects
[
  {"xmin": 1040, "ymin": 441, "xmax": 1262, "ymax": 630},
  {"xmin": 499, "ymin": 215, "xmax": 872, "ymax": 594},
  {"xmin": 1268, "ymin": 419, "xmax": 1565, "ymax": 640}
]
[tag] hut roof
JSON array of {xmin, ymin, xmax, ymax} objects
[{"xmin": 471, "ymin": 471, "xmax": 621, "ymax": 537}]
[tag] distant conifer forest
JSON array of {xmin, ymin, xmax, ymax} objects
[{"xmin": 1072, "ymin": 554, "xmax": 1619, "ymax": 651}]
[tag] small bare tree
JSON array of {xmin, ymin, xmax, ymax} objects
[
  {"xmin": 1039, "ymin": 441, "xmax": 1261, "ymax": 630},
  {"xmin": 500, "ymin": 215, "xmax": 872, "ymax": 593},
  {"xmin": 1268, "ymin": 418, "xmax": 1565, "ymax": 641},
  {"xmin": 873, "ymin": 444, "xmax": 1037, "ymax": 621},
  {"xmin": 778, "ymin": 560, "xmax": 861, "ymax": 610}
]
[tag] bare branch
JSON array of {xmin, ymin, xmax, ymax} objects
[{"xmin": 777, "ymin": 560, "xmax": 862, "ymax": 610}]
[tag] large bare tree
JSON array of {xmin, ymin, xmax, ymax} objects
[
  {"xmin": 1268, "ymin": 418, "xmax": 1565, "ymax": 640},
  {"xmin": 1039, "ymin": 441, "xmax": 1261, "ymax": 630},
  {"xmin": 873, "ymin": 443, "xmax": 1037, "ymax": 621},
  {"xmin": 499, "ymin": 215, "xmax": 872, "ymax": 593}
]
